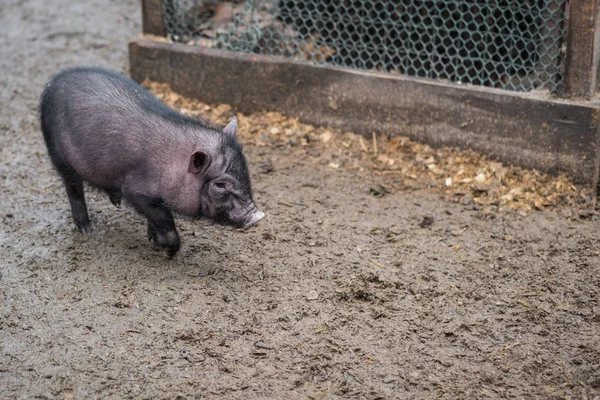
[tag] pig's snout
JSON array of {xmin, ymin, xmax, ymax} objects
[{"xmin": 244, "ymin": 209, "xmax": 265, "ymax": 228}]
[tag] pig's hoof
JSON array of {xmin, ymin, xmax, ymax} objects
[
  {"xmin": 157, "ymin": 231, "xmax": 180, "ymax": 257},
  {"xmin": 147, "ymin": 225, "xmax": 161, "ymax": 252},
  {"xmin": 74, "ymin": 218, "xmax": 91, "ymax": 234},
  {"xmin": 166, "ymin": 248, "xmax": 178, "ymax": 258},
  {"xmin": 148, "ymin": 227, "xmax": 180, "ymax": 256},
  {"xmin": 106, "ymin": 189, "xmax": 122, "ymax": 208},
  {"xmin": 147, "ymin": 224, "xmax": 156, "ymax": 242}
]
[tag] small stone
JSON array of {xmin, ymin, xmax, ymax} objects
[
  {"xmin": 419, "ymin": 214, "xmax": 434, "ymax": 228},
  {"xmin": 460, "ymin": 195, "xmax": 474, "ymax": 205},
  {"xmin": 257, "ymin": 160, "xmax": 274, "ymax": 174},
  {"xmin": 306, "ymin": 290, "xmax": 319, "ymax": 300},
  {"xmin": 369, "ymin": 184, "xmax": 390, "ymax": 197},
  {"xmin": 262, "ymin": 232, "xmax": 275, "ymax": 240},
  {"xmin": 343, "ymin": 371, "xmax": 353, "ymax": 383},
  {"xmin": 382, "ymin": 375, "xmax": 397, "ymax": 384},
  {"xmin": 471, "ymin": 182, "xmax": 493, "ymax": 193},
  {"xmin": 578, "ymin": 209, "xmax": 598, "ymax": 219},
  {"xmin": 320, "ymin": 131, "xmax": 333, "ymax": 143},
  {"xmin": 388, "ymin": 225, "xmax": 402, "ymax": 235}
]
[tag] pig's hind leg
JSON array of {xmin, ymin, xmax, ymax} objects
[
  {"xmin": 63, "ymin": 174, "xmax": 91, "ymax": 234},
  {"xmin": 50, "ymin": 157, "xmax": 91, "ymax": 233},
  {"xmin": 41, "ymin": 119, "xmax": 91, "ymax": 233},
  {"xmin": 124, "ymin": 192, "xmax": 180, "ymax": 257}
]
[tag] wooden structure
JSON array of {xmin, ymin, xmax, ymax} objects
[{"xmin": 131, "ymin": 0, "xmax": 600, "ymax": 192}]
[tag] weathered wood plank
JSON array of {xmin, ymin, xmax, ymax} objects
[
  {"xmin": 595, "ymin": 3, "xmax": 600, "ymax": 94},
  {"xmin": 564, "ymin": 0, "xmax": 600, "ymax": 98},
  {"xmin": 142, "ymin": 0, "xmax": 166, "ymax": 37},
  {"xmin": 129, "ymin": 39, "xmax": 600, "ymax": 188}
]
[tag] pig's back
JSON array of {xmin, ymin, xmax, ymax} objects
[{"xmin": 42, "ymin": 67, "xmax": 180, "ymax": 188}]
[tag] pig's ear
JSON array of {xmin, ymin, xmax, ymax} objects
[
  {"xmin": 223, "ymin": 117, "xmax": 237, "ymax": 137},
  {"xmin": 188, "ymin": 151, "xmax": 210, "ymax": 174}
]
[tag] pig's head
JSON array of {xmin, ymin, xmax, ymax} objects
[{"xmin": 189, "ymin": 117, "xmax": 264, "ymax": 228}]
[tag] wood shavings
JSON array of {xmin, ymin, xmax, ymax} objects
[{"xmin": 146, "ymin": 81, "xmax": 594, "ymax": 214}]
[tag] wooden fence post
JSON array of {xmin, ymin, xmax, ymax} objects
[
  {"xmin": 564, "ymin": 0, "xmax": 600, "ymax": 99},
  {"xmin": 142, "ymin": 0, "xmax": 167, "ymax": 37}
]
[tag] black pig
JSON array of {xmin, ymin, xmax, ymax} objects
[{"xmin": 40, "ymin": 66, "xmax": 264, "ymax": 256}]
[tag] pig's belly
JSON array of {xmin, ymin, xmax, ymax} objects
[{"xmin": 60, "ymin": 135, "xmax": 138, "ymax": 190}]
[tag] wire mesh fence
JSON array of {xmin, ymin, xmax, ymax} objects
[{"xmin": 161, "ymin": 0, "xmax": 568, "ymax": 93}]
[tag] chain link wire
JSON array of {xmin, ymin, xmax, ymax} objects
[{"xmin": 162, "ymin": 0, "xmax": 567, "ymax": 93}]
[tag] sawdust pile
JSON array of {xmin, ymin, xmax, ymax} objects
[{"xmin": 147, "ymin": 81, "xmax": 596, "ymax": 215}]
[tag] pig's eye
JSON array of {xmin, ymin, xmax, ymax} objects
[{"xmin": 212, "ymin": 182, "xmax": 229, "ymax": 195}]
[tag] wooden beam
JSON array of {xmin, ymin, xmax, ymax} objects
[
  {"xmin": 129, "ymin": 39, "xmax": 600, "ymax": 188},
  {"xmin": 595, "ymin": 4, "xmax": 600, "ymax": 93},
  {"xmin": 564, "ymin": 0, "xmax": 600, "ymax": 99},
  {"xmin": 141, "ymin": 0, "xmax": 166, "ymax": 37}
]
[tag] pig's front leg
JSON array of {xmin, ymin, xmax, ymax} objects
[{"xmin": 125, "ymin": 192, "xmax": 181, "ymax": 257}]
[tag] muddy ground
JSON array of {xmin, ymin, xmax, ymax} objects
[{"xmin": 1, "ymin": 0, "xmax": 599, "ymax": 399}]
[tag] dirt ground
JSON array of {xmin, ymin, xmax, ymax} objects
[{"xmin": 1, "ymin": 0, "xmax": 599, "ymax": 399}]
